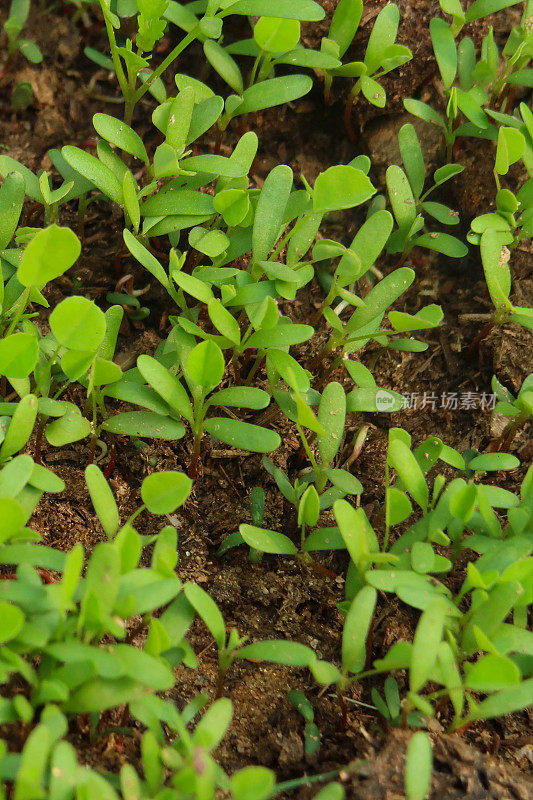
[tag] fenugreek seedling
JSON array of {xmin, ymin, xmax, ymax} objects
[
  {"xmin": 104, "ymin": 339, "xmax": 280, "ymax": 476},
  {"xmin": 371, "ymin": 677, "xmax": 425, "ymax": 729},
  {"xmin": 489, "ymin": 373, "xmax": 533, "ymax": 452},
  {"xmin": 386, "ymin": 124, "xmax": 468, "ymax": 263},
  {"xmin": 0, "ymin": 153, "xmax": 89, "ymax": 227},
  {"xmin": 305, "ymin": 439, "xmax": 533, "ymax": 731},
  {"xmin": 405, "ymin": 0, "xmax": 531, "ymax": 159},
  {"xmin": 2, "ymin": 0, "xmax": 42, "ymax": 67},
  {"xmin": 182, "ymin": 581, "xmax": 322, "ymax": 699},
  {"xmin": 321, "ymin": 1, "xmax": 412, "ymax": 139},
  {"xmin": 288, "ymin": 690, "xmax": 321, "ymax": 755}
]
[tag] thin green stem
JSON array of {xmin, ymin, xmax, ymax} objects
[
  {"xmin": 132, "ymin": 31, "xmax": 197, "ymax": 104},
  {"xmin": 97, "ymin": 0, "xmax": 129, "ymax": 100},
  {"xmin": 296, "ymin": 423, "xmax": 320, "ymax": 475},
  {"xmin": 5, "ymin": 287, "xmax": 31, "ymax": 337}
]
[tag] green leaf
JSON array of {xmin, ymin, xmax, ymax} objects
[
  {"xmin": 456, "ymin": 88, "xmax": 488, "ymax": 129},
  {"xmin": 495, "ymin": 126, "xmax": 525, "ymax": 176},
  {"xmin": 123, "ymin": 229, "xmax": 169, "ymax": 288},
  {"xmin": 434, "ymin": 163, "xmax": 464, "ymax": 185},
  {"xmin": 398, "ymin": 124, "xmax": 425, "ymax": 198},
  {"xmin": 421, "ymin": 201, "xmax": 460, "ymax": 225},
  {"xmin": 410, "ymin": 598, "xmax": 448, "ymax": 692},
  {"xmin": 430, "ymin": 17, "xmax": 457, "ymax": 89},
  {"xmin": 0, "ymin": 394, "xmax": 38, "ymax": 461},
  {"xmin": 50, "ymin": 296, "xmax": 106, "ymax": 352},
  {"xmin": 386, "ymin": 165, "xmax": 416, "ymax": 231},
  {"xmin": 17, "ymin": 224, "xmax": 81, "ymax": 287},
  {"xmin": 0, "ymin": 171, "xmax": 24, "ymax": 250},
  {"xmin": 194, "ymin": 697, "xmax": 232, "ymax": 750},
  {"xmin": 462, "ymin": 581, "xmax": 522, "ymax": 654},
  {"xmin": 254, "ymin": 17, "xmax": 300, "ymax": 53},
  {"xmin": 13, "ymin": 724, "xmax": 50, "ymax": 800},
  {"xmin": 189, "ymin": 226, "xmax": 229, "ymax": 258},
  {"xmin": 364, "ymin": 2, "xmax": 399, "ymax": 75},
  {"xmin": 208, "ymin": 298, "xmax": 241, "ymax": 344},
  {"xmin": 386, "ymin": 487, "xmax": 412, "ymax": 527},
  {"xmin": 85, "ymin": 465, "xmax": 119, "ymax": 539},
  {"xmin": 465, "ymin": 0, "xmax": 521, "ymax": 22},
  {"xmin": 360, "ymin": 75, "xmax": 386, "ymax": 107},
  {"xmin": 388, "ymin": 438, "xmax": 428, "ymax": 511},
  {"xmin": 137, "ymin": 355, "xmax": 193, "ymax": 421},
  {"xmin": 329, "ymin": 0, "xmax": 363, "ymax": 57},
  {"xmin": 123, "ymin": 170, "xmax": 140, "ymax": 233},
  {"xmin": 246, "ymin": 323, "xmax": 313, "ymax": 350},
  {"xmin": 342, "ymin": 586, "xmax": 376, "ymax": 673},
  {"xmin": 470, "ymin": 678, "xmax": 533, "ymax": 721},
  {"xmin": 208, "ymin": 387, "xmax": 270, "ymax": 410},
  {"xmin": 173, "ymin": 269, "xmax": 214, "ymax": 303},
  {"xmin": 318, "ymin": 382, "xmax": 346, "ymax": 466},
  {"xmin": 0, "ymin": 155, "xmax": 42, "ymax": 201},
  {"xmin": 103, "ymin": 411, "xmax": 185, "ymax": 440},
  {"xmin": 180, "ymin": 153, "xmax": 248, "ymax": 178},
  {"xmin": 184, "ymin": 582, "xmax": 226, "ymax": 649},
  {"xmin": 240, "ymin": 523, "xmax": 297, "ymax": 555},
  {"xmin": 325, "ymin": 469, "xmax": 363, "ymax": 496},
  {"xmin": 166, "ymin": 86, "xmax": 195, "ymax": 153},
  {"xmin": 333, "ymin": 499, "xmax": 373, "ymax": 569},
  {"xmin": 45, "ymin": 406, "xmax": 91, "ymax": 447},
  {"xmin": 204, "ymin": 40, "xmax": 243, "ymax": 94},
  {"xmin": 403, "ymin": 98, "xmax": 445, "ymax": 128},
  {"xmin": 469, "ymin": 453, "xmax": 519, "ymax": 472},
  {"xmin": 480, "ymin": 228, "xmax": 513, "ymax": 310},
  {"xmin": 231, "ymin": 766, "xmax": 275, "ymax": 800},
  {"xmin": 0, "ymin": 333, "xmax": 38, "ymax": 379},
  {"xmin": 140, "ymin": 188, "xmax": 215, "ymax": 218},
  {"xmin": 93, "ymin": 113, "xmax": 148, "ymax": 163},
  {"xmin": 405, "ymin": 732, "xmax": 433, "ymax": 800},
  {"xmin": 237, "ymin": 639, "xmax": 316, "ymax": 666},
  {"xmin": 0, "ymin": 600, "xmax": 24, "ymax": 643},
  {"xmin": 223, "ymin": 0, "xmax": 325, "ymax": 21},
  {"xmin": 414, "ymin": 232, "xmax": 468, "ymax": 257},
  {"xmin": 205, "ymin": 418, "xmax": 281, "ymax": 453},
  {"xmin": 62, "ymin": 146, "xmax": 124, "ymax": 204},
  {"xmin": 141, "ymin": 471, "xmax": 192, "ymax": 514},
  {"xmin": 253, "ymin": 164, "xmax": 293, "ymax": 263},
  {"xmin": 213, "ymin": 188, "xmax": 250, "ymax": 228},
  {"xmin": 233, "ymin": 75, "xmax": 313, "ymax": 116},
  {"xmin": 465, "ymin": 654, "xmax": 520, "ymax": 691},
  {"xmin": 186, "ymin": 340, "xmax": 225, "ymax": 391},
  {"xmin": 298, "ymin": 485, "xmax": 320, "ymax": 527},
  {"xmin": 314, "ymin": 166, "xmax": 375, "ymax": 213}
]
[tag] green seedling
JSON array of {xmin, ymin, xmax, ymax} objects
[
  {"xmin": 371, "ymin": 677, "xmax": 425, "ymax": 729},
  {"xmin": 385, "ymin": 124, "xmax": 468, "ymax": 263},
  {"xmin": 91, "ymin": 0, "xmax": 325, "ymax": 125},
  {"xmin": 182, "ymin": 581, "xmax": 323, "ymax": 700},
  {"xmin": 103, "ymin": 338, "xmax": 280, "ymax": 476},
  {"xmin": 288, "ymin": 690, "xmax": 321, "ymax": 755},
  {"xmin": 163, "ymin": 2, "xmax": 330, "ymax": 141},
  {"xmin": 321, "ymin": 1, "xmax": 412, "ymax": 139},
  {"xmin": 0, "ymin": 154, "xmax": 85, "ymax": 226},
  {"xmin": 2, "ymin": 0, "xmax": 42, "ymax": 67},
  {"xmin": 405, "ymin": 1, "xmax": 531, "ymax": 159},
  {"xmin": 489, "ymin": 373, "xmax": 533, "ymax": 452},
  {"xmin": 307, "ymin": 436, "xmax": 533, "ymax": 731}
]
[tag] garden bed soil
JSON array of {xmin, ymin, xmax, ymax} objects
[{"xmin": 0, "ymin": 1, "xmax": 532, "ymax": 797}]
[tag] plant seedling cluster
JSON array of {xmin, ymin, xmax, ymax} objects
[{"xmin": 0, "ymin": 0, "xmax": 531, "ymax": 798}]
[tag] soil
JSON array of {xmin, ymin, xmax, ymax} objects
[{"xmin": 0, "ymin": 1, "xmax": 532, "ymax": 798}]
